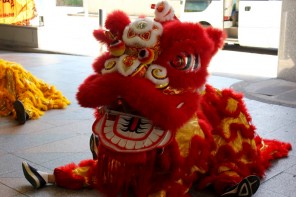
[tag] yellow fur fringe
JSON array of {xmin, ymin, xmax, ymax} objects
[{"xmin": 0, "ymin": 59, "xmax": 70, "ymax": 120}]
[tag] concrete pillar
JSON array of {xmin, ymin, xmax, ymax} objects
[{"xmin": 278, "ymin": 0, "xmax": 296, "ymax": 82}]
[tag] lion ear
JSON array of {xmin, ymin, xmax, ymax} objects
[
  {"xmin": 93, "ymin": 29, "xmax": 110, "ymax": 44},
  {"xmin": 93, "ymin": 10, "xmax": 131, "ymax": 46},
  {"xmin": 206, "ymin": 27, "xmax": 226, "ymax": 53}
]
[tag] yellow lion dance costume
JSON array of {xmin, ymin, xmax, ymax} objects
[{"xmin": 0, "ymin": 59, "xmax": 70, "ymax": 124}]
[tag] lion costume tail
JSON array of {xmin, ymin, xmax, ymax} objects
[
  {"xmin": 198, "ymin": 85, "xmax": 291, "ymax": 194},
  {"xmin": 255, "ymin": 136, "xmax": 291, "ymax": 168}
]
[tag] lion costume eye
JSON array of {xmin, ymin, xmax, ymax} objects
[{"xmin": 170, "ymin": 53, "xmax": 200, "ymax": 71}]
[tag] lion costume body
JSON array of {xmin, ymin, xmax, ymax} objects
[{"xmin": 43, "ymin": 1, "xmax": 291, "ymax": 196}]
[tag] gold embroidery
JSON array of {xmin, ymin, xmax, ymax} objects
[{"xmin": 175, "ymin": 114, "xmax": 205, "ymax": 157}]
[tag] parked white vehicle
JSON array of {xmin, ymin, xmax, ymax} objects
[{"xmin": 179, "ymin": 0, "xmax": 282, "ymax": 49}]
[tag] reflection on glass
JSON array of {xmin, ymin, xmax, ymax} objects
[{"xmin": 184, "ymin": 0, "xmax": 212, "ymax": 12}]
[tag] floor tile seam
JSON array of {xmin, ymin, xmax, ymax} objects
[
  {"xmin": 30, "ymin": 120, "xmax": 76, "ymax": 130},
  {"xmin": 7, "ymin": 152, "xmax": 87, "ymax": 168},
  {"xmin": 11, "ymin": 125, "xmax": 61, "ymax": 134},
  {"xmin": 17, "ymin": 158, "xmax": 55, "ymax": 172},
  {"xmin": 36, "ymin": 121, "xmax": 93, "ymax": 130},
  {"xmin": 1, "ymin": 152, "xmax": 52, "ymax": 168},
  {"xmin": 0, "ymin": 165, "xmax": 24, "ymax": 177},
  {"xmin": 36, "ymin": 152, "xmax": 89, "ymax": 166},
  {"xmin": 0, "ymin": 180, "xmax": 24, "ymax": 196},
  {"xmin": 34, "ymin": 133, "xmax": 85, "ymax": 142},
  {"xmin": 267, "ymin": 126, "xmax": 296, "ymax": 136},
  {"xmin": 11, "ymin": 134, "xmax": 85, "ymax": 153},
  {"xmin": 260, "ymin": 171, "xmax": 286, "ymax": 185},
  {"xmin": 256, "ymin": 125, "xmax": 293, "ymax": 136},
  {"xmin": 260, "ymin": 172, "xmax": 296, "ymax": 196},
  {"xmin": 268, "ymin": 124, "xmax": 296, "ymax": 136},
  {"xmin": 257, "ymin": 187, "xmax": 289, "ymax": 197},
  {"xmin": 283, "ymin": 168, "xmax": 296, "ymax": 176}
]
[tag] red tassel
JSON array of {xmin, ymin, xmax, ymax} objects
[{"xmin": 95, "ymin": 145, "xmax": 158, "ymax": 197}]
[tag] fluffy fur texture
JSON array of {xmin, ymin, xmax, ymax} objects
[
  {"xmin": 54, "ymin": 1, "xmax": 291, "ymax": 196},
  {"xmin": 0, "ymin": 59, "xmax": 70, "ymax": 120},
  {"xmin": 93, "ymin": 10, "xmax": 131, "ymax": 45}
]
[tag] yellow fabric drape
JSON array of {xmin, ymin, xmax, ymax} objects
[
  {"xmin": 0, "ymin": 59, "xmax": 70, "ymax": 120},
  {"xmin": 0, "ymin": 0, "xmax": 37, "ymax": 25}
]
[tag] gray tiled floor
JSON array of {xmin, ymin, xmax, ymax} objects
[{"xmin": 1, "ymin": 50, "xmax": 296, "ymax": 197}]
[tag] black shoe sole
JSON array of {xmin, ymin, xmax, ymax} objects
[
  {"xmin": 221, "ymin": 175, "xmax": 260, "ymax": 197},
  {"xmin": 22, "ymin": 162, "xmax": 45, "ymax": 189},
  {"xmin": 13, "ymin": 100, "xmax": 26, "ymax": 124}
]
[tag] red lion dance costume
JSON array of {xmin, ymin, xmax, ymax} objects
[{"xmin": 22, "ymin": 1, "xmax": 291, "ymax": 197}]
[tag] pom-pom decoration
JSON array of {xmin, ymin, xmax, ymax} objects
[
  {"xmin": 154, "ymin": 1, "xmax": 175, "ymax": 22},
  {"xmin": 109, "ymin": 40, "xmax": 126, "ymax": 56}
]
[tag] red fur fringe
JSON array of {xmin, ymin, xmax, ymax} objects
[
  {"xmin": 256, "ymin": 136, "xmax": 292, "ymax": 169},
  {"xmin": 54, "ymin": 163, "xmax": 87, "ymax": 190},
  {"xmin": 95, "ymin": 145, "xmax": 157, "ymax": 197},
  {"xmin": 93, "ymin": 10, "xmax": 130, "ymax": 48},
  {"xmin": 104, "ymin": 10, "xmax": 131, "ymax": 38},
  {"xmin": 158, "ymin": 22, "xmax": 225, "ymax": 90},
  {"xmin": 92, "ymin": 52, "xmax": 113, "ymax": 73},
  {"xmin": 77, "ymin": 73, "xmax": 199, "ymax": 131},
  {"xmin": 206, "ymin": 27, "xmax": 226, "ymax": 52},
  {"xmin": 197, "ymin": 84, "xmax": 292, "ymax": 194},
  {"xmin": 93, "ymin": 29, "xmax": 112, "ymax": 45}
]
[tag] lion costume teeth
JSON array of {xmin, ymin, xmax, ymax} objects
[{"xmin": 93, "ymin": 110, "xmax": 173, "ymax": 152}]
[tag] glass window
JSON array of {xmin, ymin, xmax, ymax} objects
[
  {"xmin": 56, "ymin": 0, "xmax": 83, "ymax": 7},
  {"xmin": 184, "ymin": 0, "xmax": 213, "ymax": 12}
]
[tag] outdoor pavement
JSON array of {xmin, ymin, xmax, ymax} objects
[{"xmin": 0, "ymin": 7, "xmax": 296, "ymax": 197}]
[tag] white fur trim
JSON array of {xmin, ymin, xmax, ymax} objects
[
  {"xmin": 123, "ymin": 18, "xmax": 163, "ymax": 48},
  {"xmin": 154, "ymin": 1, "xmax": 175, "ymax": 22},
  {"xmin": 130, "ymin": 18, "xmax": 154, "ymax": 34}
]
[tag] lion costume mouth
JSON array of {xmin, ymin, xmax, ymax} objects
[{"xmin": 92, "ymin": 105, "xmax": 173, "ymax": 153}]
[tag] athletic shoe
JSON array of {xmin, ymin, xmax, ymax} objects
[
  {"xmin": 90, "ymin": 133, "xmax": 99, "ymax": 159},
  {"xmin": 13, "ymin": 100, "xmax": 26, "ymax": 124},
  {"xmin": 221, "ymin": 175, "xmax": 260, "ymax": 197},
  {"xmin": 22, "ymin": 161, "xmax": 46, "ymax": 189}
]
